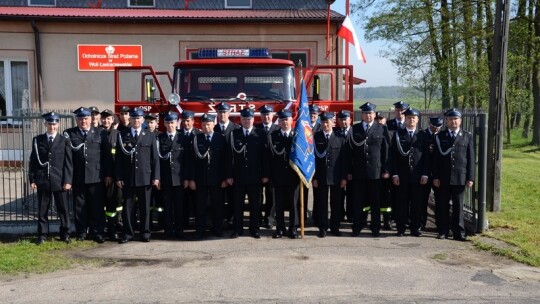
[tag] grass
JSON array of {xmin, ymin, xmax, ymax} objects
[
  {"xmin": 476, "ymin": 128, "xmax": 540, "ymax": 266},
  {"xmin": 0, "ymin": 237, "xmax": 97, "ymax": 275}
]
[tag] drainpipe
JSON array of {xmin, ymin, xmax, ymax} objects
[{"xmin": 31, "ymin": 20, "xmax": 43, "ymax": 112}]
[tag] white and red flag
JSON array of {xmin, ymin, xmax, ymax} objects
[{"xmin": 337, "ymin": 15, "xmax": 367, "ymax": 63}]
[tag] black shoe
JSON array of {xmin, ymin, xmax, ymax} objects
[
  {"xmin": 318, "ymin": 230, "xmax": 327, "ymax": 238},
  {"xmin": 60, "ymin": 235, "xmax": 71, "ymax": 244},
  {"xmin": 330, "ymin": 230, "xmax": 342, "ymax": 237},
  {"xmin": 351, "ymin": 230, "xmax": 360, "ymax": 237},
  {"xmin": 371, "ymin": 231, "xmax": 380, "ymax": 237},
  {"xmin": 194, "ymin": 232, "xmax": 205, "ymax": 240},
  {"xmin": 411, "ymin": 231, "xmax": 422, "ymax": 237},
  {"xmin": 272, "ymin": 230, "xmax": 284, "ymax": 239},
  {"xmin": 383, "ymin": 221, "xmax": 393, "ymax": 231},
  {"xmin": 140, "ymin": 237, "xmax": 150, "ymax": 243},
  {"xmin": 251, "ymin": 232, "xmax": 261, "ymax": 239},
  {"xmin": 436, "ymin": 234, "xmax": 447, "ymax": 239},
  {"xmin": 94, "ymin": 235, "xmax": 105, "ymax": 244},
  {"xmin": 118, "ymin": 237, "xmax": 129, "ymax": 244},
  {"xmin": 212, "ymin": 230, "xmax": 223, "ymax": 238},
  {"xmin": 230, "ymin": 232, "xmax": 240, "ymax": 239},
  {"xmin": 76, "ymin": 234, "xmax": 87, "ymax": 241},
  {"xmin": 396, "ymin": 232, "xmax": 405, "ymax": 237},
  {"xmin": 35, "ymin": 236, "xmax": 45, "ymax": 245},
  {"xmin": 107, "ymin": 232, "xmax": 118, "ymax": 242},
  {"xmin": 453, "ymin": 235, "xmax": 467, "ymax": 242},
  {"xmin": 288, "ymin": 228, "xmax": 299, "ymax": 239}
]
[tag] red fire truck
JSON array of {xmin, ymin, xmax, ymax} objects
[{"xmin": 114, "ymin": 48, "xmax": 354, "ymax": 127}]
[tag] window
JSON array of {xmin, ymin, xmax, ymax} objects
[
  {"xmin": 225, "ymin": 0, "xmax": 252, "ymax": 9},
  {"xmin": 0, "ymin": 61, "xmax": 30, "ymax": 117},
  {"xmin": 128, "ymin": 0, "xmax": 155, "ymax": 8},
  {"xmin": 28, "ymin": 0, "xmax": 55, "ymax": 6}
]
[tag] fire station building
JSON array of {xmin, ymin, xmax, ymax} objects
[{"xmin": 0, "ymin": 0, "xmax": 350, "ymax": 116}]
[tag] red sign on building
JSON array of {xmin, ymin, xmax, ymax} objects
[{"xmin": 77, "ymin": 45, "xmax": 142, "ymax": 71}]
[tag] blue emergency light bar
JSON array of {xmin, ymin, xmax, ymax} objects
[{"xmin": 198, "ymin": 48, "xmax": 271, "ymax": 59}]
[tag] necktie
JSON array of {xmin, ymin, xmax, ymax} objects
[
  {"xmin": 48, "ymin": 136, "xmax": 54, "ymax": 145},
  {"xmin": 245, "ymin": 130, "xmax": 249, "ymax": 137},
  {"xmin": 82, "ymin": 130, "xmax": 87, "ymax": 139},
  {"xmin": 169, "ymin": 134, "xmax": 173, "ymax": 141},
  {"xmin": 409, "ymin": 131, "xmax": 413, "ymax": 139},
  {"xmin": 134, "ymin": 130, "xmax": 138, "ymax": 140},
  {"xmin": 326, "ymin": 134, "xmax": 330, "ymax": 141},
  {"xmin": 365, "ymin": 124, "xmax": 370, "ymax": 133},
  {"xmin": 221, "ymin": 125, "xmax": 225, "ymax": 132},
  {"xmin": 342, "ymin": 128, "xmax": 346, "ymax": 135},
  {"xmin": 398, "ymin": 121, "xmax": 403, "ymax": 129},
  {"xmin": 265, "ymin": 126, "xmax": 269, "ymax": 133},
  {"xmin": 206, "ymin": 135, "xmax": 211, "ymax": 142},
  {"xmin": 451, "ymin": 131, "xmax": 456, "ymax": 139}
]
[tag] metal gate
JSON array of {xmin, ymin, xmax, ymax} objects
[
  {"xmin": 0, "ymin": 114, "xmax": 75, "ymax": 233},
  {"xmin": 354, "ymin": 109, "xmax": 487, "ymax": 233}
]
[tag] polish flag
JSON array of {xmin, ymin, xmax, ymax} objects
[{"xmin": 337, "ymin": 15, "xmax": 367, "ymax": 63}]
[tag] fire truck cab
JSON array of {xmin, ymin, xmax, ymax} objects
[{"xmin": 114, "ymin": 48, "xmax": 355, "ymax": 127}]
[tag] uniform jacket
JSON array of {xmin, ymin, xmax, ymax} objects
[
  {"xmin": 255, "ymin": 122, "xmax": 279, "ymax": 136},
  {"xmin": 64, "ymin": 126, "xmax": 112, "ymax": 185},
  {"xmin": 311, "ymin": 121, "xmax": 321, "ymax": 134},
  {"xmin": 227, "ymin": 127, "xmax": 266, "ymax": 185},
  {"xmin": 389, "ymin": 128, "xmax": 430, "ymax": 183},
  {"xmin": 349, "ymin": 121, "xmax": 389, "ymax": 180},
  {"xmin": 158, "ymin": 132, "xmax": 188, "ymax": 187},
  {"xmin": 115, "ymin": 128, "xmax": 160, "ymax": 187},
  {"xmin": 102, "ymin": 128, "xmax": 118, "ymax": 161},
  {"xmin": 29, "ymin": 133, "xmax": 73, "ymax": 191},
  {"xmin": 386, "ymin": 118, "xmax": 405, "ymax": 131},
  {"xmin": 432, "ymin": 129, "xmax": 475, "ymax": 186},
  {"xmin": 191, "ymin": 132, "xmax": 228, "ymax": 187},
  {"xmin": 418, "ymin": 128, "xmax": 438, "ymax": 177},
  {"xmin": 265, "ymin": 129, "xmax": 299, "ymax": 187},
  {"xmin": 214, "ymin": 121, "xmax": 239, "ymax": 144},
  {"xmin": 313, "ymin": 131, "xmax": 349, "ymax": 186}
]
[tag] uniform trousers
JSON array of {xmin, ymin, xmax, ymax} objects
[
  {"xmin": 436, "ymin": 184, "xmax": 466, "ymax": 237},
  {"xmin": 274, "ymin": 184, "xmax": 300, "ymax": 231},
  {"xmin": 352, "ymin": 179, "xmax": 381, "ymax": 233},
  {"xmin": 260, "ymin": 181, "xmax": 274, "ymax": 224},
  {"xmin": 104, "ymin": 183, "xmax": 122, "ymax": 234},
  {"xmin": 232, "ymin": 184, "xmax": 261, "ymax": 234},
  {"xmin": 37, "ymin": 188, "xmax": 70, "ymax": 237},
  {"xmin": 73, "ymin": 182, "xmax": 105, "ymax": 237},
  {"xmin": 420, "ymin": 180, "xmax": 439, "ymax": 229},
  {"xmin": 162, "ymin": 183, "xmax": 184, "ymax": 235},
  {"xmin": 315, "ymin": 184, "xmax": 342, "ymax": 232},
  {"xmin": 196, "ymin": 185, "xmax": 224, "ymax": 235},
  {"xmin": 395, "ymin": 182, "xmax": 424, "ymax": 233},
  {"xmin": 122, "ymin": 185, "xmax": 151, "ymax": 240}
]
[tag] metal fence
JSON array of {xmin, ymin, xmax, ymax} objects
[
  {"xmin": 0, "ymin": 113, "xmax": 75, "ymax": 233},
  {"xmin": 355, "ymin": 109, "xmax": 487, "ymax": 233}
]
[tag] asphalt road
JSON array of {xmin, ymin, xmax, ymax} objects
[{"xmin": 2, "ymin": 228, "xmax": 540, "ymax": 303}]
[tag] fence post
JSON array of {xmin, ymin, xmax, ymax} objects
[{"xmin": 477, "ymin": 113, "xmax": 488, "ymax": 232}]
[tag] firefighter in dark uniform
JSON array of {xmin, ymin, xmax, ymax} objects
[
  {"xmin": 335, "ymin": 110, "xmax": 353, "ymax": 223},
  {"xmin": 386, "ymin": 101, "xmax": 408, "ymax": 131},
  {"xmin": 158, "ymin": 112, "xmax": 188, "ymax": 238},
  {"xmin": 375, "ymin": 111, "xmax": 393, "ymax": 230},
  {"xmin": 100, "ymin": 109, "xmax": 123, "ymax": 241},
  {"xmin": 89, "ymin": 106, "xmax": 101, "ymax": 129},
  {"xmin": 190, "ymin": 113, "xmax": 229, "ymax": 239},
  {"xmin": 116, "ymin": 108, "xmax": 160, "ymax": 243},
  {"xmin": 227, "ymin": 108, "xmax": 266, "ymax": 239},
  {"xmin": 305, "ymin": 104, "xmax": 320, "ymax": 225},
  {"xmin": 145, "ymin": 113, "xmax": 164, "ymax": 230},
  {"xmin": 313, "ymin": 112, "xmax": 349, "ymax": 237},
  {"xmin": 349, "ymin": 102, "xmax": 390, "ymax": 237},
  {"xmin": 255, "ymin": 104, "xmax": 279, "ymax": 229},
  {"xmin": 309, "ymin": 104, "xmax": 321, "ymax": 133},
  {"xmin": 266, "ymin": 109, "xmax": 301, "ymax": 239},
  {"xmin": 418, "ymin": 116, "xmax": 443, "ymax": 230},
  {"xmin": 433, "ymin": 109, "xmax": 475, "ymax": 241},
  {"xmin": 64, "ymin": 107, "xmax": 112, "ymax": 243},
  {"xmin": 179, "ymin": 110, "xmax": 200, "ymax": 229},
  {"xmin": 214, "ymin": 102, "xmax": 239, "ymax": 227},
  {"xmin": 116, "ymin": 105, "xmax": 130, "ymax": 132},
  {"xmin": 29, "ymin": 112, "xmax": 73, "ymax": 244},
  {"xmin": 389, "ymin": 108, "xmax": 430, "ymax": 236}
]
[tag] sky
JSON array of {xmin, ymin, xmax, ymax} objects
[{"xmin": 331, "ymin": 0, "xmax": 400, "ymax": 87}]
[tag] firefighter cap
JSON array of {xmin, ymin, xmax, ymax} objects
[
  {"xmin": 445, "ymin": 108, "xmax": 462, "ymax": 117},
  {"xmin": 403, "ymin": 108, "xmax": 420, "ymax": 117},
  {"xmin": 309, "ymin": 104, "xmax": 320, "ymax": 113},
  {"xmin": 240, "ymin": 108, "xmax": 255, "ymax": 118},
  {"xmin": 100, "ymin": 109, "xmax": 114, "ymax": 117},
  {"xmin": 359, "ymin": 102, "xmax": 376, "ymax": 112},
  {"xmin": 393, "ymin": 101, "xmax": 409, "ymax": 110},
  {"xmin": 429, "ymin": 116, "xmax": 443, "ymax": 127},
  {"xmin": 375, "ymin": 111, "xmax": 384, "ymax": 119},
  {"xmin": 337, "ymin": 110, "xmax": 351, "ymax": 119},
  {"xmin": 258, "ymin": 104, "xmax": 274, "ymax": 114},
  {"xmin": 215, "ymin": 102, "xmax": 231, "ymax": 112},
  {"xmin": 201, "ymin": 113, "xmax": 216, "ymax": 122},
  {"xmin": 88, "ymin": 106, "xmax": 100, "ymax": 114},
  {"xmin": 180, "ymin": 111, "xmax": 195, "ymax": 119},
  {"xmin": 319, "ymin": 112, "xmax": 334, "ymax": 121},
  {"xmin": 164, "ymin": 112, "xmax": 178, "ymax": 122},
  {"xmin": 144, "ymin": 113, "xmax": 159, "ymax": 120},
  {"xmin": 277, "ymin": 109, "xmax": 293, "ymax": 119},
  {"xmin": 73, "ymin": 107, "xmax": 91, "ymax": 117},
  {"xmin": 119, "ymin": 105, "xmax": 131, "ymax": 113},
  {"xmin": 42, "ymin": 112, "xmax": 60, "ymax": 124},
  {"xmin": 129, "ymin": 107, "xmax": 145, "ymax": 118}
]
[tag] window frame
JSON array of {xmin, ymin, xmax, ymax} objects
[
  {"xmin": 28, "ymin": 0, "xmax": 56, "ymax": 7},
  {"xmin": 0, "ymin": 60, "xmax": 31, "ymax": 118},
  {"xmin": 224, "ymin": 0, "xmax": 252, "ymax": 9},
  {"xmin": 127, "ymin": 0, "xmax": 155, "ymax": 8}
]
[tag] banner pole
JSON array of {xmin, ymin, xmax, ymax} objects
[{"xmin": 300, "ymin": 183, "xmax": 304, "ymax": 238}]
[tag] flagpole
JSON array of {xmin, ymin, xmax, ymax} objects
[
  {"xmin": 345, "ymin": 0, "xmax": 350, "ymax": 100},
  {"xmin": 300, "ymin": 183, "xmax": 304, "ymax": 238}
]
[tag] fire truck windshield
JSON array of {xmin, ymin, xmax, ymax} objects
[{"xmin": 175, "ymin": 66, "xmax": 295, "ymax": 102}]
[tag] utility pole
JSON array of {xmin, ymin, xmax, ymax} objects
[{"xmin": 487, "ymin": 0, "xmax": 511, "ymax": 212}]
